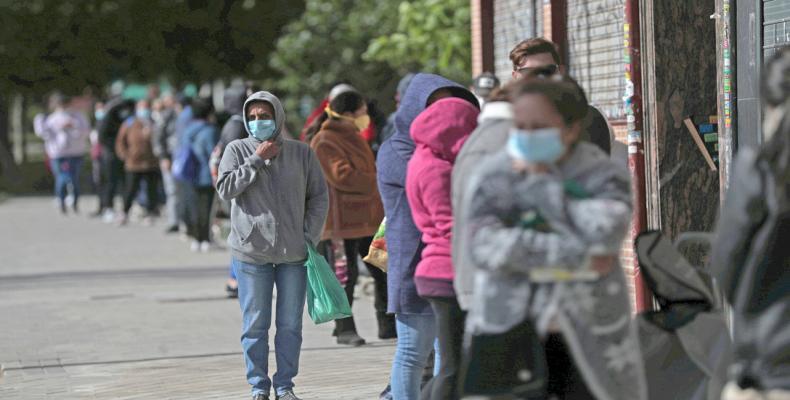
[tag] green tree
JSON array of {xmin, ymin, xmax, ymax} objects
[
  {"xmin": 0, "ymin": 0, "xmax": 305, "ymax": 96},
  {"xmin": 364, "ymin": 0, "xmax": 471, "ymax": 83},
  {"xmin": 0, "ymin": 0, "xmax": 304, "ymax": 179},
  {"xmin": 267, "ymin": 0, "xmax": 403, "ymax": 131}
]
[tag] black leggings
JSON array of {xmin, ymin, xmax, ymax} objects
[
  {"xmin": 123, "ymin": 171, "xmax": 159, "ymax": 214},
  {"xmin": 422, "ymin": 296, "xmax": 466, "ymax": 400},
  {"xmin": 191, "ymin": 187, "xmax": 214, "ymax": 242},
  {"xmin": 101, "ymin": 151, "xmax": 125, "ymax": 210},
  {"xmin": 545, "ymin": 334, "xmax": 596, "ymax": 399}
]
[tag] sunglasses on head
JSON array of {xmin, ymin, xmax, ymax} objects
[{"xmin": 516, "ymin": 64, "xmax": 560, "ymax": 78}]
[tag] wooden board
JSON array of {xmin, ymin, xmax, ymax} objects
[{"xmin": 684, "ymin": 118, "xmax": 719, "ymax": 171}]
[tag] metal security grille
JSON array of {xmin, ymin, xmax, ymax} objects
[
  {"xmin": 764, "ymin": 0, "xmax": 790, "ymax": 58},
  {"xmin": 492, "ymin": 0, "xmax": 542, "ymax": 83},
  {"xmin": 566, "ymin": 0, "xmax": 626, "ymax": 120}
]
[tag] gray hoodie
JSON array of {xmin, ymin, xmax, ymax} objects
[
  {"xmin": 216, "ymin": 91, "xmax": 328, "ymax": 265},
  {"xmin": 451, "ymin": 101, "xmax": 513, "ymax": 309}
]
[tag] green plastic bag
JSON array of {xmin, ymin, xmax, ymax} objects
[{"xmin": 305, "ymin": 244, "xmax": 353, "ymax": 324}]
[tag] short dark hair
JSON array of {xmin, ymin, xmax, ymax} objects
[
  {"xmin": 191, "ymin": 98, "xmax": 214, "ymax": 120},
  {"xmin": 509, "ymin": 37, "xmax": 561, "ymax": 70},
  {"xmin": 329, "ymin": 91, "xmax": 366, "ymax": 116},
  {"xmin": 505, "ymin": 75, "xmax": 589, "ymax": 125}
]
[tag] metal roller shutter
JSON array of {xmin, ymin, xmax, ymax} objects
[
  {"xmin": 493, "ymin": 0, "xmax": 543, "ymax": 83},
  {"xmin": 764, "ymin": 0, "xmax": 790, "ymax": 59},
  {"xmin": 566, "ymin": 0, "xmax": 625, "ymax": 120}
]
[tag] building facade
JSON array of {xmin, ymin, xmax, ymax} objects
[{"xmin": 470, "ymin": 0, "xmax": 790, "ymax": 309}]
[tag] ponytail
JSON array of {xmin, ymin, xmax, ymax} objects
[
  {"xmin": 304, "ymin": 111, "xmax": 330, "ymax": 144},
  {"xmin": 304, "ymin": 91, "xmax": 366, "ymax": 143}
]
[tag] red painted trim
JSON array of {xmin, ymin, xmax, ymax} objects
[{"xmin": 624, "ymin": 0, "xmax": 653, "ymax": 312}]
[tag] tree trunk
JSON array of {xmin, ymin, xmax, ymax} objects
[{"xmin": 0, "ymin": 93, "xmax": 21, "ymax": 183}]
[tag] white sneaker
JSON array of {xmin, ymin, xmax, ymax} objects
[
  {"xmin": 102, "ymin": 209, "xmax": 116, "ymax": 224},
  {"xmin": 199, "ymin": 241, "xmax": 211, "ymax": 253},
  {"xmin": 190, "ymin": 240, "xmax": 200, "ymax": 252},
  {"xmin": 116, "ymin": 213, "xmax": 129, "ymax": 226}
]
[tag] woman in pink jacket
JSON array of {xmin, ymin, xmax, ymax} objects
[{"xmin": 406, "ymin": 97, "xmax": 479, "ymax": 399}]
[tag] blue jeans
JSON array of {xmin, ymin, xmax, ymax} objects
[
  {"xmin": 235, "ymin": 258, "xmax": 307, "ymax": 397},
  {"xmin": 391, "ymin": 313, "xmax": 441, "ymax": 400},
  {"xmin": 50, "ymin": 156, "xmax": 84, "ymax": 207}
]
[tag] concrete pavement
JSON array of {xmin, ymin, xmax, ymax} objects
[{"xmin": 0, "ymin": 196, "xmax": 394, "ymax": 399}]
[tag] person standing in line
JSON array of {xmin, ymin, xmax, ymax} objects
[
  {"xmin": 181, "ymin": 99, "xmax": 219, "ymax": 253},
  {"xmin": 712, "ymin": 47, "xmax": 790, "ymax": 400},
  {"xmin": 211, "ymin": 84, "xmax": 251, "ymax": 296},
  {"xmin": 152, "ymin": 92, "xmax": 181, "ymax": 234},
  {"xmin": 309, "ymin": 90, "xmax": 393, "ymax": 346},
  {"xmin": 451, "ymin": 88, "xmax": 514, "ymax": 311},
  {"xmin": 376, "ymin": 73, "xmax": 479, "ymax": 400},
  {"xmin": 470, "ymin": 72, "xmax": 501, "ymax": 109},
  {"xmin": 405, "ymin": 97, "xmax": 479, "ymax": 399},
  {"xmin": 216, "ymin": 91, "xmax": 328, "ymax": 400},
  {"xmin": 97, "ymin": 96, "xmax": 135, "ymax": 222},
  {"xmin": 115, "ymin": 99, "xmax": 160, "ymax": 226},
  {"xmin": 173, "ymin": 94, "xmax": 196, "ymax": 238},
  {"xmin": 465, "ymin": 77, "xmax": 646, "ymax": 400},
  {"xmin": 377, "ymin": 73, "xmax": 415, "ymax": 150},
  {"xmin": 89, "ymin": 101, "xmax": 107, "ymax": 217},
  {"xmin": 35, "ymin": 93, "xmax": 91, "ymax": 214}
]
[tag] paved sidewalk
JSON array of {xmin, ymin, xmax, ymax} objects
[{"xmin": 0, "ymin": 197, "xmax": 394, "ymax": 399}]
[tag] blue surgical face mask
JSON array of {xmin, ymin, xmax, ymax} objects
[
  {"xmin": 136, "ymin": 109, "xmax": 151, "ymax": 120},
  {"xmin": 94, "ymin": 110, "xmax": 105, "ymax": 121},
  {"xmin": 507, "ymin": 127, "xmax": 565, "ymax": 164},
  {"xmin": 248, "ymin": 119, "xmax": 276, "ymax": 141}
]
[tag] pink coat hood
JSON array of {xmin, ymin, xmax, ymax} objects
[
  {"xmin": 406, "ymin": 97, "xmax": 479, "ymax": 298},
  {"xmin": 409, "ymin": 98, "xmax": 480, "ymax": 163}
]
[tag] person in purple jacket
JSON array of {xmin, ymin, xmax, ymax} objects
[{"xmin": 376, "ymin": 73, "xmax": 478, "ymax": 400}]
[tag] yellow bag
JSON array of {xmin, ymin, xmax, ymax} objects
[{"xmin": 363, "ymin": 218, "xmax": 387, "ymax": 272}]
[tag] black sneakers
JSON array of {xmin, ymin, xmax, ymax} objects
[
  {"xmin": 336, "ymin": 331, "xmax": 366, "ymax": 346},
  {"xmin": 252, "ymin": 394, "xmax": 269, "ymax": 400}
]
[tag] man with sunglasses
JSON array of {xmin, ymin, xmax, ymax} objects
[
  {"xmin": 510, "ymin": 38, "xmax": 613, "ymax": 154},
  {"xmin": 510, "ymin": 38, "xmax": 564, "ymax": 80}
]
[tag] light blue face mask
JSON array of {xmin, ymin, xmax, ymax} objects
[
  {"xmin": 507, "ymin": 127, "xmax": 565, "ymax": 164},
  {"xmin": 248, "ymin": 119, "xmax": 276, "ymax": 141},
  {"xmin": 94, "ymin": 110, "xmax": 105, "ymax": 121},
  {"xmin": 136, "ymin": 109, "xmax": 151, "ymax": 120}
]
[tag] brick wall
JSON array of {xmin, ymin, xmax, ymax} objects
[{"xmin": 472, "ymin": 1, "xmax": 484, "ymax": 76}]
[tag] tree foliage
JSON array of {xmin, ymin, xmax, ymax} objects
[
  {"xmin": 267, "ymin": 0, "xmax": 402, "ymax": 123},
  {"xmin": 268, "ymin": 0, "xmax": 473, "ymax": 130},
  {"xmin": 0, "ymin": 0, "xmax": 304, "ymax": 96},
  {"xmin": 364, "ymin": 0, "xmax": 471, "ymax": 83}
]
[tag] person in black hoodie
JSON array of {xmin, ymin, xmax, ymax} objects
[{"xmin": 212, "ymin": 83, "xmax": 253, "ymax": 297}]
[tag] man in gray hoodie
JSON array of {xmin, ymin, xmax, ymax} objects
[{"xmin": 216, "ymin": 91, "xmax": 328, "ymax": 400}]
